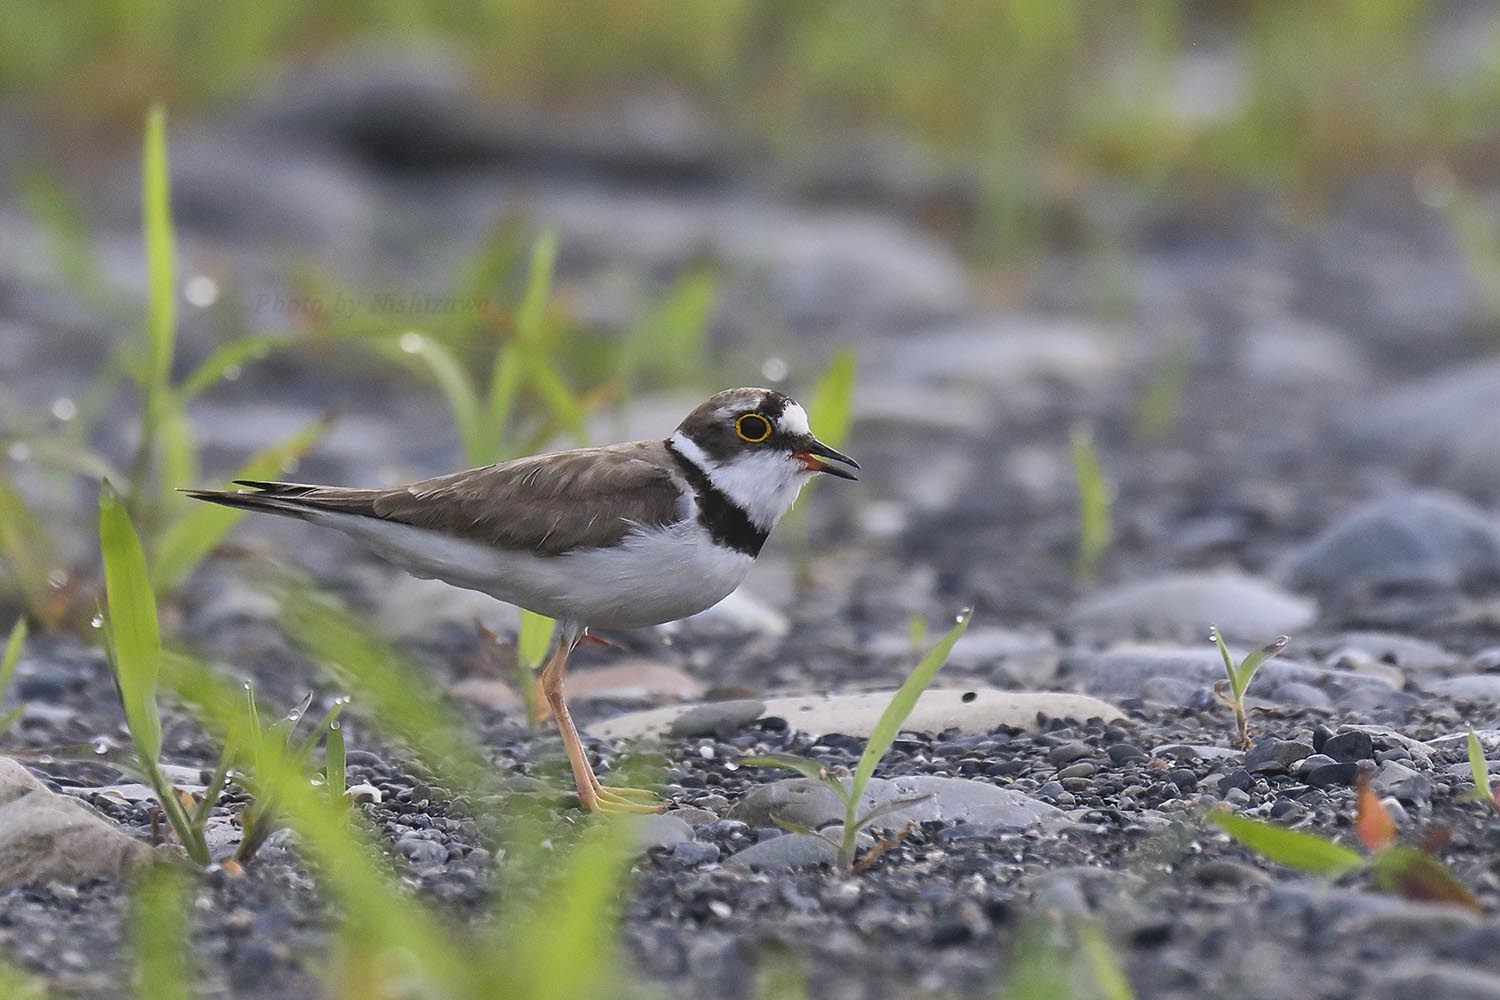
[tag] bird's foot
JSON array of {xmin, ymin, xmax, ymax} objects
[{"xmin": 584, "ymin": 781, "xmax": 665, "ymax": 814}]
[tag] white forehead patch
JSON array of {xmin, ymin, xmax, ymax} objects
[{"xmin": 778, "ymin": 402, "xmax": 811, "ymax": 437}]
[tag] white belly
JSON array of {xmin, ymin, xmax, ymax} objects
[{"xmin": 309, "ymin": 511, "xmax": 755, "ymax": 628}]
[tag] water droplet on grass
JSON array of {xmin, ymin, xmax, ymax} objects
[
  {"xmin": 50, "ymin": 397, "xmax": 76, "ymax": 421},
  {"xmin": 89, "ymin": 613, "xmax": 103, "ymax": 629},
  {"xmin": 399, "ymin": 331, "xmax": 425, "ymax": 353}
]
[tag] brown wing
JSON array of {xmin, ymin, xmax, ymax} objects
[{"xmin": 192, "ymin": 441, "xmax": 686, "ymax": 555}]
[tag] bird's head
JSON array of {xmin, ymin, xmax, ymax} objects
[{"xmin": 668, "ymin": 386, "xmax": 859, "ymax": 529}]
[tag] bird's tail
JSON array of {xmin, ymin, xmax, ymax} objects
[{"xmin": 181, "ymin": 480, "xmax": 380, "ymax": 520}]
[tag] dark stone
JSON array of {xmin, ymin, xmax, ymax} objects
[
  {"xmin": 1323, "ymin": 731, "xmax": 1375, "ymax": 763},
  {"xmin": 1303, "ymin": 762, "xmax": 1360, "ymax": 789},
  {"xmin": 1246, "ymin": 739, "xmax": 1314, "ymax": 773},
  {"xmin": 1046, "ymin": 741, "xmax": 1093, "ymax": 766},
  {"xmin": 1106, "ymin": 744, "xmax": 1148, "ymax": 764},
  {"xmin": 1312, "ymin": 724, "xmax": 1335, "ymax": 754}
]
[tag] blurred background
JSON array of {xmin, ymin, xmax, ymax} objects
[{"xmin": 4, "ymin": 0, "xmax": 1500, "ymax": 623}]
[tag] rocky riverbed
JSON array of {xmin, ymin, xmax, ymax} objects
[{"xmin": 4, "ymin": 57, "xmax": 1500, "ymax": 1000}]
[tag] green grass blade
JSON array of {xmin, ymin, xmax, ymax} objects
[
  {"xmin": 1463, "ymin": 727, "xmax": 1493, "ymax": 804},
  {"xmin": 1209, "ymin": 625, "xmax": 1236, "ymax": 692},
  {"xmin": 617, "ymin": 268, "xmax": 716, "ymax": 387},
  {"xmin": 496, "ymin": 822, "xmax": 632, "ymax": 999},
  {"xmin": 0, "ymin": 956, "xmax": 48, "ymax": 999},
  {"xmin": 151, "ymin": 413, "xmax": 330, "ymax": 593},
  {"xmin": 1371, "ymin": 845, "xmax": 1481, "ymax": 912},
  {"xmin": 0, "ymin": 472, "xmax": 63, "ymax": 623},
  {"xmin": 527, "ymin": 355, "xmax": 587, "ymax": 443},
  {"xmin": 154, "ymin": 404, "xmax": 198, "ymax": 513},
  {"xmin": 1078, "ymin": 922, "xmax": 1135, "ymax": 1000},
  {"xmin": 325, "ymin": 721, "xmax": 346, "ymax": 802},
  {"xmin": 486, "ymin": 344, "xmax": 524, "ymax": 455},
  {"xmin": 142, "ymin": 105, "xmax": 176, "ymax": 397},
  {"xmin": 1233, "ymin": 635, "xmax": 1289, "ymax": 701},
  {"xmin": 1211, "ymin": 811, "xmax": 1365, "ymax": 876},
  {"xmin": 807, "ymin": 347, "xmax": 857, "ymax": 449},
  {"xmin": 742, "ymin": 752, "xmax": 832, "ymax": 785},
  {"xmin": 176, "ymin": 332, "xmax": 298, "ymax": 403},
  {"xmin": 516, "ymin": 609, "xmax": 555, "ymax": 671},
  {"xmin": 851, "ymin": 608, "xmax": 971, "ymax": 795},
  {"xmin": 98, "ymin": 481, "xmax": 163, "ymax": 763},
  {"xmin": 1070, "ymin": 423, "xmax": 1113, "ymax": 585},
  {"xmin": 398, "ymin": 334, "xmax": 487, "ymax": 466},
  {"xmin": 129, "ymin": 863, "xmax": 192, "ymax": 1000},
  {"xmin": 1, "ymin": 617, "xmax": 27, "ymax": 704},
  {"xmin": 513, "ymin": 230, "xmax": 558, "ymax": 346}
]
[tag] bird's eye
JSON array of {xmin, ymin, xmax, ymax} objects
[{"xmin": 735, "ymin": 413, "xmax": 772, "ymax": 443}]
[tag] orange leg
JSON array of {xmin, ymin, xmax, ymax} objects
[{"xmin": 538, "ymin": 630, "xmax": 662, "ymax": 814}]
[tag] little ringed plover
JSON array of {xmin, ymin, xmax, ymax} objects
[{"xmin": 186, "ymin": 386, "xmax": 859, "ymax": 813}]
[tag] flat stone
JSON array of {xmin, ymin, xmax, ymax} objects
[
  {"xmin": 589, "ymin": 689, "xmax": 1122, "ymax": 742},
  {"xmin": 665, "ymin": 700, "xmax": 767, "ymax": 739},
  {"xmin": 1370, "ymin": 761, "xmax": 1434, "ymax": 802},
  {"xmin": 1302, "ymin": 761, "xmax": 1360, "ymax": 789},
  {"xmin": 628, "ymin": 814, "xmax": 693, "ymax": 852},
  {"xmin": 1067, "ymin": 571, "xmax": 1317, "ymax": 642},
  {"xmin": 725, "ymin": 833, "xmax": 838, "ymax": 871},
  {"xmin": 0, "ymin": 760, "xmax": 155, "ymax": 887},
  {"xmin": 729, "ymin": 775, "xmax": 1064, "ymax": 833},
  {"xmin": 1324, "ymin": 632, "xmax": 1456, "ymax": 672},
  {"xmin": 1425, "ymin": 675, "xmax": 1500, "ymax": 701},
  {"xmin": 1153, "ymin": 744, "xmax": 1242, "ymax": 762},
  {"xmin": 566, "ymin": 660, "xmax": 705, "ymax": 702},
  {"xmin": 449, "ymin": 678, "xmax": 523, "ymax": 712},
  {"xmin": 1279, "ymin": 491, "xmax": 1500, "ymax": 596}
]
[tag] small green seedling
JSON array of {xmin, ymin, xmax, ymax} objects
[
  {"xmin": 1461, "ymin": 727, "xmax": 1499, "ymax": 810},
  {"xmin": 1210, "ymin": 626, "xmax": 1288, "ymax": 749},
  {"xmin": 1213, "ymin": 773, "xmax": 1478, "ymax": 912},
  {"xmin": 0, "ymin": 619, "xmax": 27, "ymax": 736},
  {"xmin": 231, "ymin": 684, "xmax": 349, "ymax": 865},
  {"xmin": 1070, "ymin": 424, "xmax": 1113, "ymax": 585},
  {"xmin": 744, "ymin": 609, "xmax": 971, "ymax": 870}
]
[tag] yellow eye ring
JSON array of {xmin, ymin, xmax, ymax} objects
[{"xmin": 735, "ymin": 413, "xmax": 772, "ymax": 443}]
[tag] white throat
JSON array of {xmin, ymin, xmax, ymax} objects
[{"xmin": 668, "ymin": 430, "xmax": 812, "ymax": 530}]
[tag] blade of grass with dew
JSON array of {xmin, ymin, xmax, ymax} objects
[
  {"xmin": 176, "ymin": 331, "xmax": 298, "ymax": 403},
  {"xmin": 1211, "ymin": 811, "xmax": 1365, "ymax": 876},
  {"xmin": 852, "ymin": 608, "xmax": 971, "ymax": 793},
  {"xmin": 1070, "ymin": 423, "xmax": 1112, "ymax": 584},
  {"xmin": 98, "ymin": 482, "xmax": 163, "ymax": 764},
  {"xmin": 0, "ymin": 473, "xmax": 62, "ymax": 625},
  {"xmin": 1, "ymin": 618, "xmax": 28, "ymax": 734},
  {"xmin": 129, "ymin": 863, "xmax": 192, "ymax": 1000},
  {"xmin": 165, "ymin": 659, "xmax": 477, "ymax": 995},
  {"xmin": 325, "ymin": 720, "xmax": 345, "ymax": 803},
  {"xmin": 151, "ymin": 413, "xmax": 331, "ymax": 592},
  {"xmin": 1234, "ymin": 635, "xmax": 1289, "ymax": 701},
  {"xmin": 275, "ymin": 584, "xmax": 501, "ymax": 804}
]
